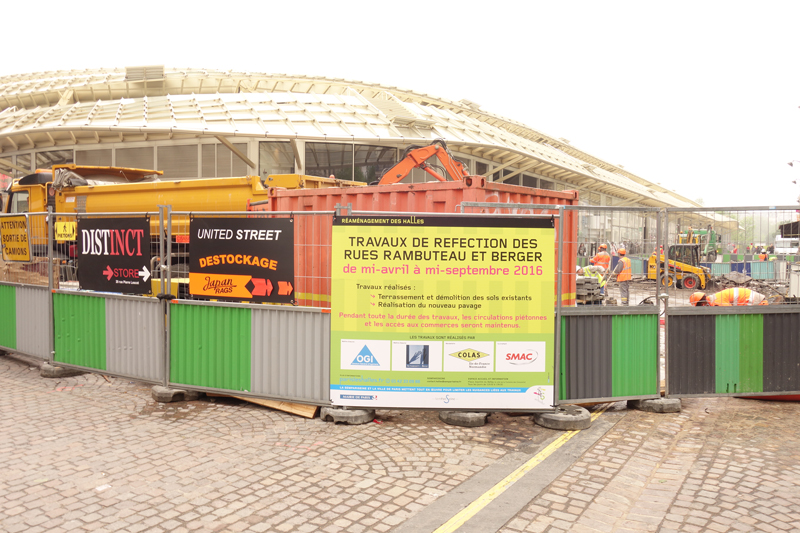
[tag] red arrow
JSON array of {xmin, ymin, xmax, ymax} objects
[
  {"xmin": 103, "ymin": 266, "xmax": 114, "ymax": 280},
  {"xmin": 278, "ymin": 281, "xmax": 293, "ymax": 296},
  {"xmin": 251, "ymin": 278, "xmax": 267, "ymax": 296},
  {"xmin": 266, "ymin": 278, "xmax": 273, "ymax": 296}
]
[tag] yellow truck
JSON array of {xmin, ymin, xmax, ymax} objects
[
  {"xmin": 3, "ymin": 164, "xmax": 365, "ymax": 244},
  {"xmin": 1, "ymin": 165, "xmax": 365, "ymax": 288}
]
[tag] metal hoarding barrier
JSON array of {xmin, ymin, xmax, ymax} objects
[
  {"xmin": 559, "ymin": 307, "xmax": 660, "ymax": 403},
  {"xmin": 5, "ymin": 197, "xmax": 800, "ymax": 410},
  {"xmin": 51, "ymin": 290, "xmax": 164, "ymax": 383},
  {"xmin": 663, "ymin": 205, "xmax": 800, "ymax": 399},
  {"xmin": 15, "ymin": 285, "xmax": 50, "ymax": 359},
  {"xmin": 666, "ymin": 306, "xmax": 800, "ymax": 398},
  {"xmin": 167, "ymin": 299, "xmax": 331, "ymax": 404}
]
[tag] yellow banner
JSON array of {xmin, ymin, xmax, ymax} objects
[
  {"xmin": 1, "ymin": 215, "xmax": 31, "ymax": 262},
  {"xmin": 188, "ymin": 273, "xmax": 253, "ymax": 299}
]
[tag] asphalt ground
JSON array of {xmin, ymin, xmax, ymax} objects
[{"xmin": 2, "ymin": 351, "xmax": 799, "ymax": 533}]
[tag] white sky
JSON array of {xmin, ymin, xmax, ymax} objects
[{"xmin": 3, "ymin": 1, "xmax": 799, "ymax": 207}]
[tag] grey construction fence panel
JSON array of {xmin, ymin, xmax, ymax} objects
[
  {"xmin": 762, "ymin": 311, "xmax": 800, "ymax": 393},
  {"xmin": 15, "ymin": 285, "xmax": 51, "ymax": 360},
  {"xmin": 105, "ymin": 295, "xmax": 164, "ymax": 383},
  {"xmin": 666, "ymin": 306, "xmax": 800, "ymax": 397},
  {"xmin": 665, "ymin": 312, "xmax": 716, "ymax": 396},
  {"xmin": 559, "ymin": 306, "xmax": 661, "ymax": 404},
  {"xmin": 251, "ymin": 306, "xmax": 331, "ymax": 404},
  {"xmin": 561, "ymin": 312, "xmax": 613, "ymax": 401}
]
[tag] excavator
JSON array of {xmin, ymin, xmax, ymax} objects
[{"xmin": 375, "ymin": 139, "xmax": 470, "ymax": 185}]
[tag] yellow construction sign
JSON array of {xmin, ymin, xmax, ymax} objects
[
  {"xmin": 1, "ymin": 215, "xmax": 31, "ymax": 261},
  {"xmin": 55, "ymin": 221, "xmax": 77, "ymax": 242}
]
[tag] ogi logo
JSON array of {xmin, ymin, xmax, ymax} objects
[
  {"xmin": 504, "ymin": 351, "xmax": 539, "ymax": 366},
  {"xmin": 351, "ymin": 346, "xmax": 380, "ymax": 367}
]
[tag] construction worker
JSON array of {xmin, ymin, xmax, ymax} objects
[
  {"xmin": 577, "ymin": 264, "xmax": 607, "ymax": 295},
  {"xmin": 689, "ymin": 288, "xmax": 768, "ymax": 306},
  {"xmin": 590, "ymin": 244, "xmax": 611, "ymax": 271},
  {"xmin": 609, "ymin": 247, "xmax": 632, "ymax": 305}
]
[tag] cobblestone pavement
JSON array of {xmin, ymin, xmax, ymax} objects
[
  {"xmin": 0, "ymin": 352, "xmax": 550, "ymax": 533},
  {"xmin": 499, "ymin": 398, "xmax": 800, "ymax": 533},
  {"xmin": 2, "ymin": 351, "xmax": 799, "ymax": 533}
]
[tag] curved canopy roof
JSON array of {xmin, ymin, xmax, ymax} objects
[{"xmin": 0, "ymin": 66, "xmax": 698, "ymax": 208}]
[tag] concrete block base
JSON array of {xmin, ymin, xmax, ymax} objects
[
  {"xmin": 627, "ymin": 398, "xmax": 681, "ymax": 413},
  {"xmin": 320, "ymin": 407, "xmax": 375, "ymax": 425},
  {"xmin": 534, "ymin": 405, "xmax": 591, "ymax": 431},
  {"xmin": 151, "ymin": 385, "xmax": 202, "ymax": 403},
  {"xmin": 438, "ymin": 411, "xmax": 489, "ymax": 427},
  {"xmin": 40, "ymin": 362, "xmax": 87, "ymax": 379}
]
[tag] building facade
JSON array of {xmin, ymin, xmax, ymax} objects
[{"xmin": 0, "ymin": 66, "xmax": 705, "ymax": 246}]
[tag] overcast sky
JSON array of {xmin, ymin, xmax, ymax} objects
[{"xmin": 3, "ymin": 1, "xmax": 799, "ymax": 207}]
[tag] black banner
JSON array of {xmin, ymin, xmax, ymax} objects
[
  {"xmin": 189, "ymin": 217, "xmax": 295, "ymax": 303},
  {"xmin": 77, "ymin": 217, "xmax": 152, "ymax": 294}
]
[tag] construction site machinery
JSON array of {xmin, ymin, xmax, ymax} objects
[
  {"xmin": 3, "ymin": 165, "xmax": 366, "ymax": 244},
  {"xmin": 1, "ymin": 164, "xmax": 366, "ymax": 289},
  {"xmin": 647, "ymin": 243, "xmax": 712, "ymax": 290},
  {"xmin": 678, "ymin": 226, "xmax": 723, "ymax": 262},
  {"xmin": 376, "ymin": 139, "xmax": 470, "ymax": 185}
]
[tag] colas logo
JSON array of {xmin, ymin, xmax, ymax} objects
[{"xmin": 449, "ymin": 348, "xmax": 489, "ymax": 361}]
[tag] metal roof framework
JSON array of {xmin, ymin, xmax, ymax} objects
[{"xmin": 0, "ymin": 67, "xmax": 698, "ymax": 208}]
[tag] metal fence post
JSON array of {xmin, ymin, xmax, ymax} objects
[
  {"xmin": 159, "ymin": 205, "xmax": 172, "ymax": 387},
  {"xmin": 658, "ymin": 208, "xmax": 669, "ymax": 396},
  {"xmin": 554, "ymin": 206, "xmax": 565, "ymax": 406},
  {"xmin": 47, "ymin": 208, "xmax": 55, "ymax": 363}
]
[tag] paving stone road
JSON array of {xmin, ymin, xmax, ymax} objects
[{"xmin": 1, "ymin": 351, "xmax": 799, "ymax": 533}]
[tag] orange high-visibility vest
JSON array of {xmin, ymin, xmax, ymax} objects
[
  {"xmin": 708, "ymin": 288, "xmax": 765, "ymax": 306},
  {"xmin": 617, "ymin": 257, "xmax": 632, "ymax": 281},
  {"xmin": 591, "ymin": 251, "xmax": 610, "ymax": 270}
]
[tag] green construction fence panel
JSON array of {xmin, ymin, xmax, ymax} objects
[
  {"xmin": 0, "ymin": 285, "xmax": 17, "ymax": 349},
  {"xmin": 170, "ymin": 303, "xmax": 251, "ymax": 391},
  {"xmin": 53, "ymin": 293, "xmax": 106, "ymax": 370},
  {"xmin": 738, "ymin": 314, "xmax": 763, "ymax": 393},
  {"xmin": 611, "ymin": 314, "xmax": 658, "ymax": 397},
  {"xmin": 715, "ymin": 314, "xmax": 763, "ymax": 394}
]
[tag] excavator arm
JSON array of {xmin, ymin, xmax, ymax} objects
[{"xmin": 377, "ymin": 139, "xmax": 469, "ymax": 185}]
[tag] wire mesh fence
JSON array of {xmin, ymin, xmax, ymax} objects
[
  {"xmin": 662, "ymin": 206, "xmax": 800, "ymax": 307},
  {"xmin": 4, "ymin": 204, "xmax": 799, "ymax": 309},
  {"xmin": 567, "ymin": 205, "xmax": 800, "ymax": 308},
  {"xmin": 0, "ymin": 212, "xmax": 56, "ymax": 287},
  {"xmin": 168, "ymin": 211, "xmax": 331, "ymax": 307},
  {"xmin": 572, "ymin": 206, "xmax": 661, "ymax": 308}
]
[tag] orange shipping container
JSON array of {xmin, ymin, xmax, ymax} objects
[{"xmin": 254, "ymin": 177, "xmax": 578, "ymax": 307}]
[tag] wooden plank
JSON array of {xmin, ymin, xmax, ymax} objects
[{"xmin": 206, "ymin": 393, "xmax": 319, "ymax": 418}]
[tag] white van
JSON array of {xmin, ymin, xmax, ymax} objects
[{"xmin": 775, "ymin": 237, "xmax": 800, "ymax": 254}]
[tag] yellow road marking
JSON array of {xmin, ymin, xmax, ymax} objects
[{"xmin": 433, "ymin": 404, "xmax": 611, "ymax": 533}]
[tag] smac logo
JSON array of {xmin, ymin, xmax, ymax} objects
[
  {"xmin": 449, "ymin": 349, "xmax": 489, "ymax": 361},
  {"xmin": 504, "ymin": 352, "xmax": 538, "ymax": 366}
]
